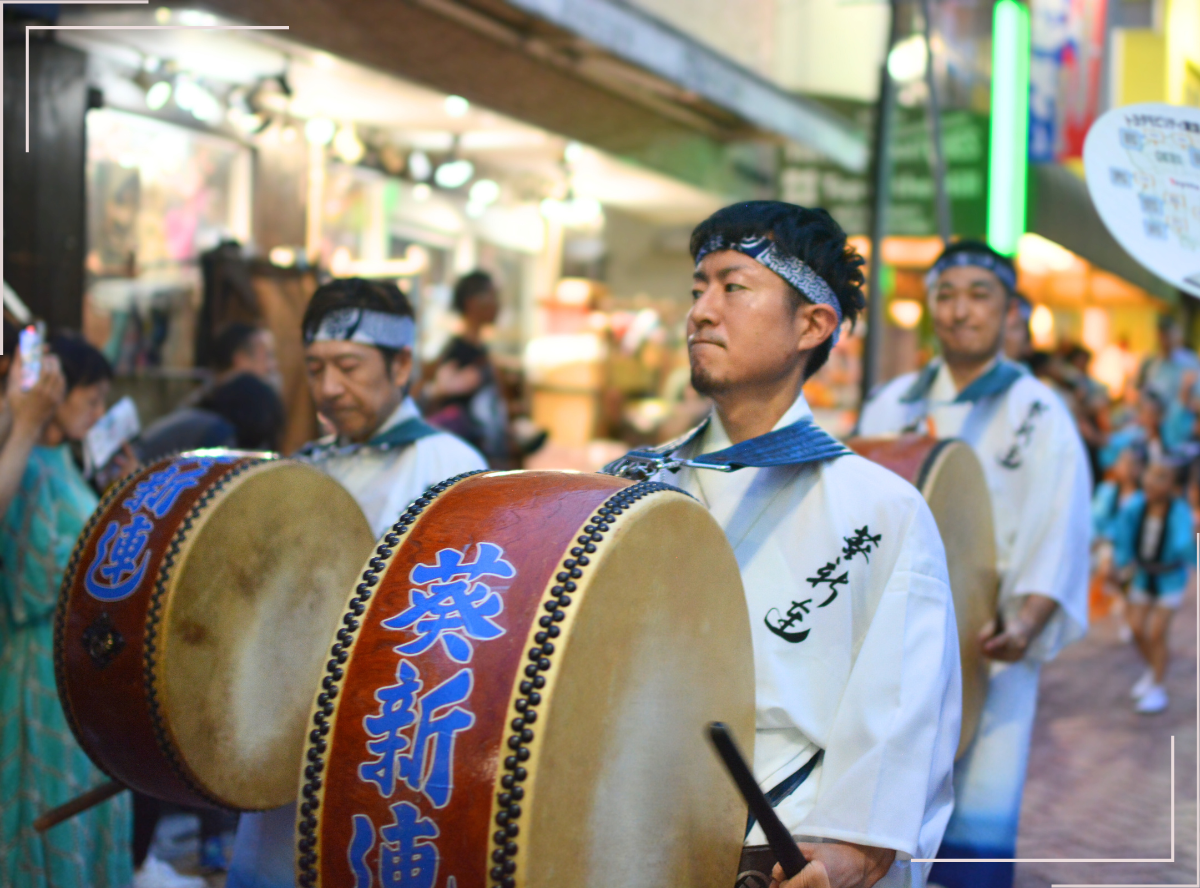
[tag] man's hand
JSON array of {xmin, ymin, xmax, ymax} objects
[
  {"xmin": 768, "ymin": 841, "xmax": 896, "ymax": 888},
  {"xmin": 979, "ymin": 593, "xmax": 1058, "ymax": 662}
]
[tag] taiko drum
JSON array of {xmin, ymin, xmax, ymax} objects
[
  {"xmin": 55, "ymin": 451, "xmax": 375, "ymax": 810},
  {"xmin": 299, "ymin": 470, "xmax": 755, "ymax": 888},
  {"xmin": 847, "ymin": 434, "xmax": 999, "ymax": 759}
]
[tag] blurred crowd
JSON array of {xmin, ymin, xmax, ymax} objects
[{"xmin": 1007, "ymin": 304, "xmax": 1198, "ymax": 716}]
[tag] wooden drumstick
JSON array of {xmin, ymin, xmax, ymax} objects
[
  {"xmin": 34, "ymin": 780, "xmax": 125, "ymax": 833},
  {"xmin": 707, "ymin": 722, "xmax": 808, "ymax": 879}
]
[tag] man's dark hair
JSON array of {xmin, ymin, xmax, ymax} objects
[
  {"xmin": 49, "ymin": 334, "xmax": 113, "ymax": 391},
  {"xmin": 302, "ymin": 277, "xmax": 415, "ymax": 366},
  {"xmin": 199, "ymin": 373, "xmax": 285, "ymax": 451},
  {"xmin": 212, "ymin": 322, "xmax": 262, "ymax": 373},
  {"xmin": 933, "ymin": 239, "xmax": 1017, "ymax": 295},
  {"xmin": 689, "ymin": 201, "xmax": 866, "ymax": 378},
  {"xmin": 452, "ymin": 270, "xmax": 495, "ymax": 316}
]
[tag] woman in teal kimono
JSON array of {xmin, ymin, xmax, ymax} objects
[{"xmin": 0, "ymin": 336, "xmax": 132, "ymax": 888}]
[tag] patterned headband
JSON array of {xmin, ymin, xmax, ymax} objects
[
  {"xmin": 925, "ymin": 250, "xmax": 1017, "ymax": 294},
  {"xmin": 304, "ymin": 307, "xmax": 415, "ymax": 350},
  {"xmin": 696, "ymin": 235, "xmax": 844, "ymax": 345}
]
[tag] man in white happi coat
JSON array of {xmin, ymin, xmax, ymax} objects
[
  {"xmin": 857, "ymin": 241, "xmax": 1091, "ymax": 888},
  {"xmin": 226, "ymin": 278, "xmax": 486, "ymax": 888},
  {"xmin": 610, "ymin": 202, "xmax": 961, "ymax": 888}
]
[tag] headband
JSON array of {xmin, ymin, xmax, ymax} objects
[
  {"xmin": 696, "ymin": 235, "xmax": 844, "ymax": 345},
  {"xmin": 304, "ymin": 308, "xmax": 415, "ymax": 350},
  {"xmin": 925, "ymin": 250, "xmax": 1017, "ymax": 294}
]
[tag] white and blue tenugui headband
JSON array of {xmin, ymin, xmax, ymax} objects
[
  {"xmin": 696, "ymin": 235, "xmax": 844, "ymax": 344},
  {"xmin": 924, "ymin": 249, "xmax": 1018, "ymax": 294},
  {"xmin": 304, "ymin": 308, "xmax": 415, "ymax": 350}
]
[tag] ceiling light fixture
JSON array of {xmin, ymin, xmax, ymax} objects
[
  {"xmin": 434, "ymin": 158, "xmax": 474, "ymax": 189},
  {"xmin": 305, "ymin": 117, "xmax": 336, "ymax": 146},
  {"xmin": 407, "ymin": 150, "xmax": 432, "ymax": 182}
]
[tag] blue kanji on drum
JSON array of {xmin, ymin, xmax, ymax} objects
[
  {"xmin": 359, "ymin": 661, "xmax": 476, "ymax": 807},
  {"xmin": 84, "ymin": 457, "xmax": 225, "ymax": 602},
  {"xmin": 382, "ymin": 542, "xmax": 516, "ymax": 663},
  {"xmin": 349, "ymin": 803, "xmax": 441, "ymax": 888}
]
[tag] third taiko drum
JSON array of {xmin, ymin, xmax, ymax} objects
[
  {"xmin": 847, "ymin": 434, "xmax": 999, "ymax": 759},
  {"xmin": 298, "ymin": 470, "xmax": 755, "ymax": 888}
]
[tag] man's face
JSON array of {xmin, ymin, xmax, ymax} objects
[
  {"xmin": 304, "ymin": 340, "xmax": 412, "ymax": 443},
  {"xmin": 930, "ymin": 265, "xmax": 1009, "ymax": 365},
  {"xmin": 687, "ymin": 249, "xmax": 832, "ymax": 398}
]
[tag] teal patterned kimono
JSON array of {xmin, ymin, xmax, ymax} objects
[{"xmin": 1, "ymin": 445, "xmax": 132, "ymax": 888}]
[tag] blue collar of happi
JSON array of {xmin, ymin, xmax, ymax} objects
[
  {"xmin": 899, "ymin": 358, "xmax": 1026, "ymax": 405},
  {"xmin": 604, "ymin": 413, "xmax": 850, "ymax": 480}
]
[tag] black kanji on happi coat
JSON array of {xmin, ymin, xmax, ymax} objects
[
  {"xmin": 998, "ymin": 400, "xmax": 1048, "ymax": 470},
  {"xmin": 764, "ymin": 525, "xmax": 882, "ymax": 643}
]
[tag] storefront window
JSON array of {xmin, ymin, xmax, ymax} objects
[{"xmin": 83, "ymin": 108, "xmax": 251, "ymax": 374}]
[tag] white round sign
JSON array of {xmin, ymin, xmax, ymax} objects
[{"xmin": 1083, "ymin": 102, "xmax": 1200, "ymax": 297}]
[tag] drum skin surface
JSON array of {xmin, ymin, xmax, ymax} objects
[
  {"xmin": 847, "ymin": 435, "xmax": 998, "ymax": 760},
  {"xmin": 300, "ymin": 470, "xmax": 754, "ymax": 888},
  {"xmin": 55, "ymin": 451, "xmax": 374, "ymax": 810}
]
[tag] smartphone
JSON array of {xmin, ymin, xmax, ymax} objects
[{"xmin": 18, "ymin": 323, "xmax": 44, "ymax": 391}]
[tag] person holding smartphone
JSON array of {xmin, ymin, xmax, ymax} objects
[{"xmin": 0, "ymin": 334, "xmax": 134, "ymax": 888}]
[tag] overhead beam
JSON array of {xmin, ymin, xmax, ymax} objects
[{"xmin": 503, "ymin": 0, "xmax": 869, "ymax": 172}]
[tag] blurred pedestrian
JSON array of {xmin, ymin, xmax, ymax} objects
[
  {"xmin": 1101, "ymin": 389, "xmax": 1167, "ymax": 470},
  {"xmin": 1003, "ymin": 292, "xmax": 1034, "ymax": 365},
  {"xmin": 1138, "ymin": 316, "xmax": 1200, "ymax": 451},
  {"xmin": 424, "ymin": 270, "xmax": 509, "ymax": 462},
  {"xmin": 0, "ymin": 336, "xmax": 133, "ymax": 888},
  {"xmin": 210, "ymin": 322, "xmax": 279, "ymax": 388},
  {"xmin": 1113, "ymin": 459, "xmax": 1195, "ymax": 713}
]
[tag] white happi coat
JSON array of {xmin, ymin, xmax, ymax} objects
[
  {"xmin": 650, "ymin": 392, "xmax": 962, "ymax": 888},
  {"xmin": 857, "ymin": 359, "xmax": 1091, "ymax": 662},
  {"xmin": 309, "ymin": 397, "xmax": 488, "ymax": 537},
  {"xmin": 227, "ymin": 398, "xmax": 486, "ymax": 888}
]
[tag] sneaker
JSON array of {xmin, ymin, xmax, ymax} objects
[
  {"xmin": 1131, "ymin": 668, "xmax": 1155, "ymax": 699},
  {"xmin": 133, "ymin": 854, "xmax": 207, "ymax": 888},
  {"xmin": 1136, "ymin": 684, "xmax": 1169, "ymax": 714}
]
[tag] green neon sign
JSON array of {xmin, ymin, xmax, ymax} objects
[{"xmin": 987, "ymin": 0, "xmax": 1031, "ymax": 256}]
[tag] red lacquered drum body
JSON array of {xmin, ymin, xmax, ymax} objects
[
  {"xmin": 55, "ymin": 451, "xmax": 374, "ymax": 809},
  {"xmin": 300, "ymin": 470, "xmax": 754, "ymax": 888},
  {"xmin": 847, "ymin": 435, "xmax": 998, "ymax": 759}
]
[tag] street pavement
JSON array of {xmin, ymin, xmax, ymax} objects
[{"xmin": 1015, "ymin": 590, "xmax": 1198, "ymax": 888}]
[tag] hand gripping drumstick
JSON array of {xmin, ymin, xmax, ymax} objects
[
  {"xmin": 707, "ymin": 722, "xmax": 809, "ymax": 880},
  {"xmin": 34, "ymin": 780, "xmax": 124, "ymax": 833}
]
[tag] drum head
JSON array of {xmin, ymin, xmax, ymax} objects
[
  {"xmin": 158, "ymin": 461, "xmax": 374, "ymax": 809},
  {"xmin": 522, "ymin": 489, "xmax": 753, "ymax": 887},
  {"xmin": 918, "ymin": 441, "xmax": 998, "ymax": 759}
]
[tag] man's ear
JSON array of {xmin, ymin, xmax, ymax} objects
[
  {"xmin": 390, "ymin": 348, "xmax": 415, "ymax": 389},
  {"xmin": 796, "ymin": 302, "xmax": 840, "ymax": 354}
]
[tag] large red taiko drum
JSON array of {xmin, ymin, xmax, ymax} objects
[{"xmin": 298, "ymin": 470, "xmax": 755, "ymax": 888}]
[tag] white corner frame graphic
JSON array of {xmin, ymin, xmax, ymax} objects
[
  {"xmin": 3, "ymin": 7, "xmax": 1199, "ymax": 888},
  {"xmin": 0, "ymin": 0, "xmax": 288, "ymax": 347}
]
